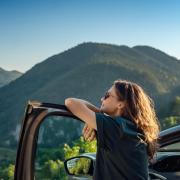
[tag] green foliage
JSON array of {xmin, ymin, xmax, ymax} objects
[
  {"xmin": 0, "ymin": 135, "xmax": 97, "ymax": 179},
  {"xmin": 0, "ymin": 147, "xmax": 16, "ymax": 161},
  {"xmin": 158, "ymin": 94, "xmax": 180, "ymax": 126},
  {"xmin": 72, "ymin": 136, "xmax": 97, "ymax": 153},
  {"xmin": 35, "ymin": 135, "xmax": 97, "ymax": 179},
  {"xmin": 39, "ymin": 159, "xmax": 66, "ymax": 179},
  {"xmin": 68, "ymin": 158, "xmax": 91, "ymax": 176},
  {"xmin": 0, "ymin": 42, "xmax": 180, "ymax": 179},
  {"xmin": 171, "ymin": 96, "xmax": 180, "ymax": 116},
  {"xmin": 0, "ymin": 164, "xmax": 14, "ymax": 180},
  {"xmin": 63, "ymin": 144, "xmax": 80, "ymax": 160},
  {"xmin": 162, "ymin": 116, "xmax": 180, "ymax": 130},
  {"xmin": 1, "ymin": 42, "xmax": 180, "ymax": 147},
  {"xmin": 63, "ymin": 136, "xmax": 96, "ymax": 160},
  {"xmin": 36, "ymin": 147, "xmax": 65, "ymax": 166}
]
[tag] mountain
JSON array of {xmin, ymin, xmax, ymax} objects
[
  {"xmin": 158, "ymin": 85, "xmax": 180, "ymax": 118},
  {"xmin": 0, "ymin": 67, "xmax": 22, "ymax": 88},
  {"xmin": 0, "ymin": 42, "xmax": 180, "ymax": 147}
]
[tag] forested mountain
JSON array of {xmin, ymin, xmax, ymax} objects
[{"xmin": 0, "ymin": 42, "xmax": 180, "ymax": 147}]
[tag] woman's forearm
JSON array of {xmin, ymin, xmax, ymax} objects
[
  {"xmin": 65, "ymin": 98, "xmax": 100, "ymax": 129},
  {"xmin": 77, "ymin": 99, "xmax": 101, "ymax": 112},
  {"xmin": 65, "ymin": 98, "xmax": 101, "ymax": 113}
]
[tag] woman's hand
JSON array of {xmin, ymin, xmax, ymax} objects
[{"xmin": 82, "ymin": 123, "xmax": 96, "ymax": 141}]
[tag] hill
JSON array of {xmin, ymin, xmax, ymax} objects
[
  {"xmin": 0, "ymin": 42, "xmax": 180, "ymax": 147},
  {"xmin": 0, "ymin": 68, "xmax": 22, "ymax": 88}
]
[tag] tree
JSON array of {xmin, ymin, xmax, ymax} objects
[
  {"xmin": 162, "ymin": 116, "xmax": 180, "ymax": 130},
  {"xmin": 0, "ymin": 164, "xmax": 15, "ymax": 180},
  {"xmin": 171, "ymin": 96, "xmax": 180, "ymax": 116},
  {"xmin": 40, "ymin": 159, "xmax": 67, "ymax": 179}
]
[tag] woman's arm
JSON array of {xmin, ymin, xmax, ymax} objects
[
  {"xmin": 65, "ymin": 98, "xmax": 101, "ymax": 130},
  {"xmin": 82, "ymin": 123, "xmax": 97, "ymax": 141}
]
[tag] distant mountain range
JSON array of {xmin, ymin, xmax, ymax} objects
[
  {"xmin": 0, "ymin": 42, "xmax": 180, "ymax": 147},
  {"xmin": 0, "ymin": 67, "xmax": 22, "ymax": 88}
]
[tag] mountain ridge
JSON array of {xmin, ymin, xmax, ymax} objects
[
  {"xmin": 0, "ymin": 42, "xmax": 180, "ymax": 147},
  {"xmin": 0, "ymin": 67, "xmax": 23, "ymax": 88}
]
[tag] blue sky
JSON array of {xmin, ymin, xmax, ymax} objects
[{"xmin": 0, "ymin": 0, "xmax": 180, "ymax": 73}]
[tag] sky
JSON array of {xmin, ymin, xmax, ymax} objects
[{"xmin": 0, "ymin": 0, "xmax": 180, "ymax": 73}]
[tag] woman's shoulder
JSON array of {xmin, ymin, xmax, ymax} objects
[
  {"xmin": 115, "ymin": 116, "xmax": 146, "ymax": 138},
  {"xmin": 115, "ymin": 116, "xmax": 136, "ymax": 128}
]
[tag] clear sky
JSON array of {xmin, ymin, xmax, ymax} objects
[{"xmin": 0, "ymin": 0, "xmax": 180, "ymax": 73}]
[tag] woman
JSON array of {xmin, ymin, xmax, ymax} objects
[{"xmin": 65, "ymin": 79, "xmax": 160, "ymax": 180}]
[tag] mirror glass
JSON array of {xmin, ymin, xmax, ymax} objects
[{"xmin": 66, "ymin": 157, "xmax": 93, "ymax": 176}]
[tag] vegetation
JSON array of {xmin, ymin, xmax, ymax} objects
[
  {"xmin": 0, "ymin": 136, "xmax": 96, "ymax": 179},
  {"xmin": 0, "ymin": 42, "xmax": 180, "ymax": 179},
  {"xmin": 160, "ymin": 96, "xmax": 180, "ymax": 130},
  {"xmin": 0, "ymin": 95, "xmax": 179, "ymax": 179},
  {"xmin": 0, "ymin": 164, "xmax": 14, "ymax": 180},
  {"xmin": 68, "ymin": 158, "xmax": 91, "ymax": 176},
  {"xmin": 0, "ymin": 42, "xmax": 180, "ymax": 147},
  {"xmin": 162, "ymin": 116, "xmax": 180, "ymax": 130}
]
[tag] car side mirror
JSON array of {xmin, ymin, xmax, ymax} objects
[{"xmin": 64, "ymin": 156, "xmax": 94, "ymax": 177}]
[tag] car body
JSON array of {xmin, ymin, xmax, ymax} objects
[
  {"xmin": 14, "ymin": 101, "xmax": 180, "ymax": 180},
  {"xmin": 64, "ymin": 126, "xmax": 180, "ymax": 180}
]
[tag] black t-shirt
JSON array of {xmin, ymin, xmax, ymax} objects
[{"xmin": 93, "ymin": 112, "xmax": 149, "ymax": 180}]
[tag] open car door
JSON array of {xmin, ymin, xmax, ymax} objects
[{"xmin": 14, "ymin": 101, "xmax": 83, "ymax": 180}]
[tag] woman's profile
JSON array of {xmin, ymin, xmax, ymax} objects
[{"xmin": 65, "ymin": 79, "xmax": 160, "ymax": 180}]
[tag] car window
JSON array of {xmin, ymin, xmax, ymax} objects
[
  {"xmin": 154, "ymin": 140, "xmax": 180, "ymax": 179},
  {"xmin": 34, "ymin": 115, "xmax": 97, "ymax": 180},
  {"xmin": 159, "ymin": 141, "xmax": 180, "ymax": 151}
]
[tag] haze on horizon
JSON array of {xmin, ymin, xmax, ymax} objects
[{"xmin": 0, "ymin": 0, "xmax": 180, "ymax": 73}]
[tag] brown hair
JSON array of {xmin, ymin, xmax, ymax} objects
[{"xmin": 113, "ymin": 79, "xmax": 160, "ymax": 160}]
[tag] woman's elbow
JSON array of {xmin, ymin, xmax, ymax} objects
[{"xmin": 65, "ymin": 98, "xmax": 75, "ymax": 107}]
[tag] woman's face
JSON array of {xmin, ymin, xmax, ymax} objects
[{"xmin": 100, "ymin": 85, "xmax": 125, "ymax": 117}]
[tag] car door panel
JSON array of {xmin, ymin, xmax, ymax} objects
[{"xmin": 14, "ymin": 101, "xmax": 82, "ymax": 180}]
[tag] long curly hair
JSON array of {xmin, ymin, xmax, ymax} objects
[{"xmin": 113, "ymin": 79, "xmax": 160, "ymax": 160}]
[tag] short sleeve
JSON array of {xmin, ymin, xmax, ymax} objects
[{"xmin": 95, "ymin": 112, "xmax": 123, "ymax": 150}]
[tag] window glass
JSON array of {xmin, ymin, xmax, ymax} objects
[{"xmin": 159, "ymin": 141, "xmax": 180, "ymax": 151}]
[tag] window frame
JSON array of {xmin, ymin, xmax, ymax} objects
[{"xmin": 14, "ymin": 101, "xmax": 82, "ymax": 180}]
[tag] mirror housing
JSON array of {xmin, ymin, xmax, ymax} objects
[{"xmin": 64, "ymin": 156, "xmax": 94, "ymax": 177}]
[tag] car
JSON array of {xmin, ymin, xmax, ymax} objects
[
  {"xmin": 64, "ymin": 125, "xmax": 180, "ymax": 180},
  {"xmin": 14, "ymin": 101, "xmax": 180, "ymax": 180}
]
